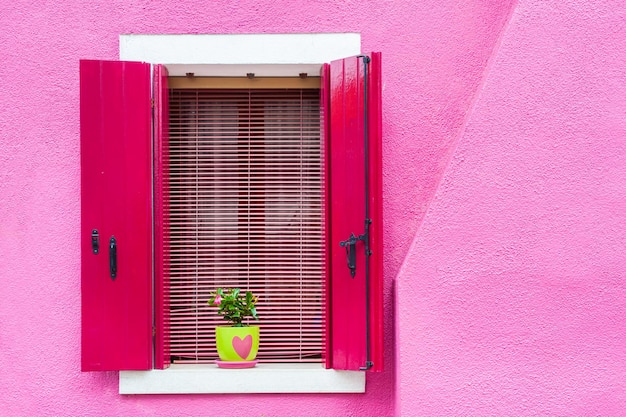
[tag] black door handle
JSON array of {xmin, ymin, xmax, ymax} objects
[{"xmin": 109, "ymin": 236, "xmax": 117, "ymax": 279}]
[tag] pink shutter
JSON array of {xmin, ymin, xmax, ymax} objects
[
  {"xmin": 321, "ymin": 63, "xmax": 332, "ymax": 367},
  {"xmin": 80, "ymin": 60, "xmax": 152, "ymax": 371},
  {"xmin": 328, "ymin": 53, "xmax": 383, "ymax": 371},
  {"xmin": 154, "ymin": 64, "xmax": 171, "ymax": 369},
  {"xmin": 368, "ymin": 52, "xmax": 384, "ymax": 372}
]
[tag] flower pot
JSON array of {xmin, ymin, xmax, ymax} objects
[{"xmin": 215, "ymin": 325, "xmax": 260, "ymax": 362}]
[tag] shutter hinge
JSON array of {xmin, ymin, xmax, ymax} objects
[
  {"xmin": 150, "ymin": 98, "xmax": 155, "ymax": 108},
  {"xmin": 360, "ymin": 360, "xmax": 374, "ymax": 371},
  {"xmin": 152, "ymin": 326, "xmax": 156, "ymax": 337}
]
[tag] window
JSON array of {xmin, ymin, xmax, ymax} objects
[
  {"xmin": 166, "ymin": 85, "xmax": 325, "ymax": 364},
  {"xmin": 80, "ymin": 35, "xmax": 383, "ymax": 392}
]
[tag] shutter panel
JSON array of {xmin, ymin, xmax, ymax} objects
[
  {"xmin": 80, "ymin": 60, "xmax": 152, "ymax": 371},
  {"xmin": 321, "ymin": 63, "xmax": 332, "ymax": 367},
  {"xmin": 154, "ymin": 64, "xmax": 171, "ymax": 369},
  {"xmin": 328, "ymin": 53, "xmax": 383, "ymax": 371},
  {"xmin": 368, "ymin": 52, "xmax": 384, "ymax": 372}
]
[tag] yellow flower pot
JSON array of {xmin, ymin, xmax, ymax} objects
[{"xmin": 215, "ymin": 326, "xmax": 260, "ymax": 361}]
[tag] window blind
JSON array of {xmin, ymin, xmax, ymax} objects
[{"xmin": 167, "ymin": 88, "xmax": 324, "ymax": 363}]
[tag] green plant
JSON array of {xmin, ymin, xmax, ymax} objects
[{"xmin": 208, "ymin": 288, "xmax": 259, "ymax": 327}]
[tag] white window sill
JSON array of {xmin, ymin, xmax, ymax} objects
[{"xmin": 119, "ymin": 363, "xmax": 365, "ymax": 394}]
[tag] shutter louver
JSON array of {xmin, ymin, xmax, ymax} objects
[{"xmin": 166, "ymin": 88, "xmax": 325, "ymax": 363}]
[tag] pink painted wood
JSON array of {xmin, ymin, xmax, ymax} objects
[
  {"xmin": 328, "ymin": 54, "xmax": 383, "ymax": 371},
  {"xmin": 321, "ymin": 63, "xmax": 332, "ymax": 368},
  {"xmin": 367, "ymin": 52, "xmax": 384, "ymax": 372},
  {"xmin": 80, "ymin": 60, "xmax": 152, "ymax": 371},
  {"xmin": 153, "ymin": 64, "xmax": 171, "ymax": 369}
]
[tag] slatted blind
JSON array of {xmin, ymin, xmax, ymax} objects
[{"xmin": 166, "ymin": 88, "xmax": 324, "ymax": 363}]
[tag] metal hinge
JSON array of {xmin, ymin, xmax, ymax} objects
[
  {"xmin": 150, "ymin": 98, "xmax": 155, "ymax": 108},
  {"xmin": 360, "ymin": 361, "xmax": 374, "ymax": 371}
]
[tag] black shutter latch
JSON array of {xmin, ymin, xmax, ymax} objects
[
  {"xmin": 339, "ymin": 233, "xmax": 366, "ymax": 278},
  {"xmin": 109, "ymin": 236, "xmax": 117, "ymax": 280},
  {"xmin": 91, "ymin": 229, "xmax": 99, "ymax": 254}
]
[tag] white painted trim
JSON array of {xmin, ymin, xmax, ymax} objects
[
  {"xmin": 162, "ymin": 64, "xmax": 324, "ymax": 77},
  {"xmin": 119, "ymin": 33, "xmax": 361, "ymax": 77},
  {"xmin": 120, "ymin": 363, "xmax": 365, "ymax": 394}
]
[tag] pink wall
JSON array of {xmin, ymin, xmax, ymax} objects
[
  {"xmin": 3, "ymin": 0, "xmax": 621, "ymax": 416},
  {"xmin": 398, "ymin": 0, "xmax": 626, "ymax": 415}
]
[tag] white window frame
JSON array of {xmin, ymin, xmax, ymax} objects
[{"xmin": 118, "ymin": 33, "xmax": 365, "ymax": 394}]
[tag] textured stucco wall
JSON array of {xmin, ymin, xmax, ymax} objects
[
  {"xmin": 398, "ymin": 0, "xmax": 626, "ymax": 415},
  {"xmin": 0, "ymin": 1, "xmax": 515, "ymax": 416}
]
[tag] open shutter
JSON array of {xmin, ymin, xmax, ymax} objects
[
  {"xmin": 80, "ymin": 60, "xmax": 152, "ymax": 371},
  {"xmin": 327, "ymin": 53, "xmax": 383, "ymax": 371},
  {"xmin": 154, "ymin": 65, "xmax": 171, "ymax": 369}
]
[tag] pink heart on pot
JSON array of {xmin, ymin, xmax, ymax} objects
[{"xmin": 232, "ymin": 335, "xmax": 252, "ymax": 360}]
